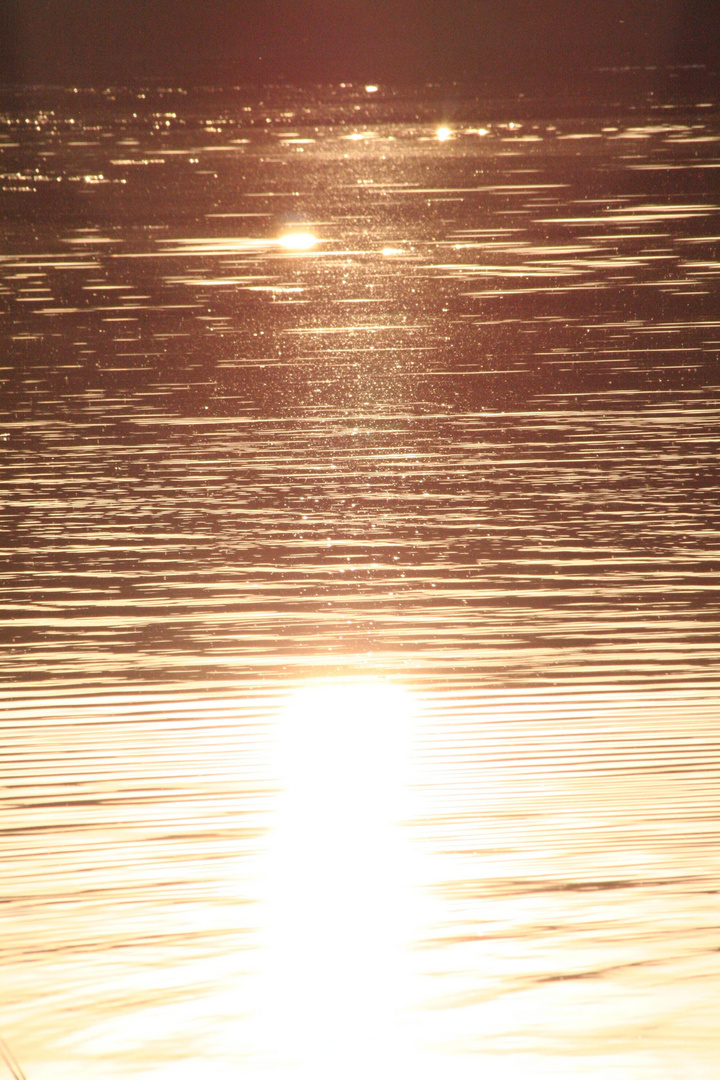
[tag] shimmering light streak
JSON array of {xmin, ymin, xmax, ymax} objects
[{"xmin": 277, "ymin": 231, "xmax": 319, "ymax": 251}]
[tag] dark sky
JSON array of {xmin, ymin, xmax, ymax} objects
[{"xmin": 1, "ymin": 0, "xmax": 718, "ymax": 87}]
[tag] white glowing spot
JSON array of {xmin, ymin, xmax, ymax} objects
[
  {"xmin": 272, "ymin": 680, "xmax": 414, "ymax": 805},
  {"xmin": 382, "ymin": 246, "xmax": 403, "ymax": 256},
  {"xmin": 365, "ymin": 84, "xmax": 379, "ymax": 93},
  {"xmin": 436, "ymin": 126, "xmax": 452, "ymax": 141},
  {"xmin": 258, "ymin": 679, "xmax": 420, "ymax": 1076},
  {"xmin": 476, "ymin": 126, "xmax": 490, "ymax": 136},
  {"xmin": 277, "ymin": 231, "xmax": 318, "ymax": 251}
]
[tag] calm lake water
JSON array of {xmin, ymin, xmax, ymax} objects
[{"xmin": 2, "ymin": 83, "xmax": 720, "ymax": 1078}]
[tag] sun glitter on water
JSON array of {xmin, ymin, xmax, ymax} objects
[
  {"xmin": 277, "ymin": 231, "xmax": 318, "ymax": 251},
  {"xmin": 256, "ymin": 678, "xmax": 422, "ymax": 1077}
]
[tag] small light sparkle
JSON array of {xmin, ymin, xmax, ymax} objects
[{"xmin": 277, "ymin": 231, "xmax": 318, "ymax": 251}]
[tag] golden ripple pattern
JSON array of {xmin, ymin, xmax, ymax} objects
[{"xmin": 2, "ymin": 85, "xmax": 720, "ymax": 1078}]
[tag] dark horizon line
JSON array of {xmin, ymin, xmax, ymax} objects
[{"xmin": 0, "ymin": 63, "xmax": 717, "ymax": 92}]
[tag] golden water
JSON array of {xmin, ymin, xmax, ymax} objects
[{"xmin": 2, "ymin": 85, "xmax": 720, "ymax": 1078}]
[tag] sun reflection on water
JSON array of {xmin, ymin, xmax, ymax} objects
[
  {"xmin": 277, "ymin": 231, "xmax": 318, "ymax": 251},
  {"xmin": 255, "ymin": 679, "xmax": 422, "ymax": 1077}
]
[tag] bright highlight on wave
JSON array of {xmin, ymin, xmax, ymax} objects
[
  {"xmin": 273, "ymin": 679, "xmax": 414, "ymax": 787},
  {"xmin": 436, "ymin": 126, "xmax": 452, "ymax": 141},
  {"xmin": 277, "ymin": 231, "xmax": 318, "ymax": 251},
  {"xmin": 256, "ymin": 679, "xmax": 420, "ymax": 1077}
]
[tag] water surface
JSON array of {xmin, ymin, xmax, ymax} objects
[{"xmin": 2, "ymin": 84, "xmax": 720, "ymax": 1078}]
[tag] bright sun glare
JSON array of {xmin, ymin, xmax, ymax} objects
[
  {"xmin": 274, "ymin": 679, "xmax": 414, "ymax": 783},
  {"xmin": 257, "ymin": 679, "xmax": 420, "ymax": 1077},
  {"xmin": 436, "ymin": 126, "xmax": 452, "ymax": 141},
  {"xmin": 278, "ymin": 231, "xmax": 318, "ymax": 251}
]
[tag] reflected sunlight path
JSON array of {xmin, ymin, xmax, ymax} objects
[{"xmin": 254, "ymin": 680, "xmax": 423, "ymax": 1078}]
